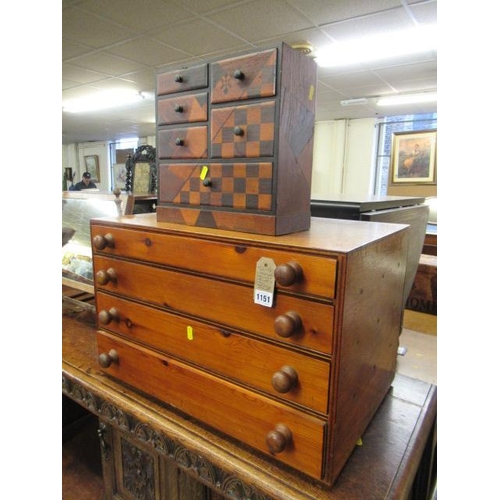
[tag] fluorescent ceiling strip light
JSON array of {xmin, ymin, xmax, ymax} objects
[
  {"xmin": 315, "ymin": 24, "xmax": 437, "ymax": 68},
  {"xmin": 63, "ymin": 89, "xmax": 145, "ymax": 113},
  {"xmin": 377, "ymin": 93, "xmax": 437, "ymax": 106},
  {"xmin": 340, "ymin": 98, "xmax": 368, "ymax": 106}
]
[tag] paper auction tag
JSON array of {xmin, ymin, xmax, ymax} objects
[{"xmin": 254, "ymin": 257, "xmax": 276, "ymax": 307}]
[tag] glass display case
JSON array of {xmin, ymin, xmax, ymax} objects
[{"xmin": 62, "ymin": 191, "xmax": 134, "ymax": 293}]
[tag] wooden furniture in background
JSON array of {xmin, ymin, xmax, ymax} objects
[
  {"xmin": 311, "ymin": 195, "xmax": 429, "ymax": 316},
  {"xmin": 156, "ymin": 42, "xmax": 317, "ymax": 235},
  {"xmin": 62, "ymin": 314, "xmax": 437, "ymax": 500},
  {"xmin": 90, "ymin": 213, "xmax": 409, "ymax": 486}
]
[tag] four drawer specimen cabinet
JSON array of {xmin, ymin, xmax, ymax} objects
[
  {"xmin": 90, "ymin": 213, "xmax": 409, "ymax": 486},
  {"xmin": 155, "ymin": 42, "xmax": 317, "ymax": 235}
]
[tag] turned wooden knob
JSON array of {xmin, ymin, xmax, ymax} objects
[
  {"xmin": 266, "ymin": 423, "xmax": 292, "ymax": 454},
  {"xmin": 174, "ymin": 104, "xmax": 183, "ymax": 112},
  {"xmin": 233, "ymin": 69, "xmax": 245, "ymax": 80},
  {"xmin": 202, "ymin": 178, "xmax": 212, "ymax": 187},
  {"xmin": 274, "ymin": 311, "xmax": 302, "ymax": 338},
  {"xmin": 234, "ymin": 126, "xmax": 244, "ymax": 136},
  {"xmin": 98, "ymin": 307, "xmax": 119, "ymax": 325},
  {"xmin": 98, "ymin": 349, "xmax": 119, "ymax": 368},
  {"xmin": 271, "ymin": 366, "xmax": 298, "ymax": 393},
  {"xmin": 274, "ymin": 262, "xmax": 303, "ymax": 287},
  {"xmin": 95, "ymin": 268, "xmax": 117, "ymax": 286},
  {"xmin": 93, "ymin": 233, "xmax": 115, "ymax": 250},
  {"xmin": 175, "ymin": 137, "xmax": 184, "ymax": 146},
  {"xmin": 174, "ymin": 74, "xmax": 183, "ymax": 82}
]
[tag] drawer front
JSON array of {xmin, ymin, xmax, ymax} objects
[
  {"xmin": 158, "ymin": 162, "xmax": 273, "ymax": 211},
  {"xmin": 211, "ymin": 102, "xmax": 275, "ymax": 159},
  {"xmin": 96, "ymin": 292, "xmax": 331, "ymax": 414},
  {"xmin": 211, "ymin": 48, "xmax": 277, "ymax": 104},
  {"xmin": 158, "ymin": 126, "xmax": 208, "ymax": 159},
  {"xmin": 91, "ymin": 224, "xmax": 337, "ymax": 300},
  {"xmin": 157, "ymin": 93, "xmax": 208, "ymax": 126},
  {"xmin": 97, "ymin": 331, "xmax": 326, "ymax": 479},
  {"xmin": 93, "ymin": 256, "xmax": 334, "ymax": 354},
  {"xmin": 157, "ymin": 63, "xmax": 208, "ymax": 96}
]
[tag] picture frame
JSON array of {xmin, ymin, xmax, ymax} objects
[
  {"xmin": 390, "ymin": 130, "xmax": 437, "ymax": 185},
  {"xmin": 84, "ymin": 155, "xmax": 100, "ymax": 182},
  {"xmin": 126, "ymin": 145, "xmax": 157, "ymax": 193}
]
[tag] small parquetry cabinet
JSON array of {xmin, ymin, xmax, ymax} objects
[
  {"xmin": 91, "ymin": 214, "xmax": 408, "ymax": 486},
  {"xmin": 155, "ymin": 42, "xmax": 317, "ymax": 235}
]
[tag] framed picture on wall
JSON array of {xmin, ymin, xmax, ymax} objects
[
  {"xmin": 84, "ymin": 155, "xmax": 100, "ymax": 182},
  {"xmin": 390, "ymin": 130, "xmax": 437, "ymax": 185}
]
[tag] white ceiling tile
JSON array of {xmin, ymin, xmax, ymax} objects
[
  {"xmin": 321, "ymin": 8, "xmax": 415, "ymax": 42},
  {"xmin": 204, "ymin": 0, "xmax": 313, "ymax": 42},
  {"xmin": 62, "ymin": 8, "xmax": 136, "ymax": 49},
  {"xmin": 287, "ymin": 0, "xmax": 402, "ymax": 25},
  {"xmin": 68, "ymin": 51, "xmax": 147, "ymax": 76},
  {"xmin": 150, "ymin": 18, "xmax": 246, "ymax": 56},
  {"xmin": 106, "ymin": 37, "xmax": 189, "ymax": 67},
  {"xmin": 75, "ymin": 0, "xmax": 194, "ymax": 30}
]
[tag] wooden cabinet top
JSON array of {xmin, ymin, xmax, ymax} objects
[{"xmin": 90, "ymin": 213, "xmax": 408, "ymax": 255}]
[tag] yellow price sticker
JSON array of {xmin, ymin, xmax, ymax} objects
[
  {"xmin": 187, "ymin": 326, "xmax": 194, "ymax": 340},
  {"xmin": 308, "ymin": 85, "xmax": 315, "ymax": 101},
  {"xmin": 200, "ymin": 166, "xmax": 209, "ymax": 181}
]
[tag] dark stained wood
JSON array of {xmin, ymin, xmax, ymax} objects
[
  {"xmin": 156, "ymin": 63, "xmax": 208, "ymax": 96},
  {"xmin": 157, "ymin": 92, "xmax": 208, "ymax": 126},
  {"xmin": 156, "ymin": 42, "xmax": 317, "ymax": 235},
  {"xmin": 63, "ymin": 315, "xmax": 437, "ymax": 500}
]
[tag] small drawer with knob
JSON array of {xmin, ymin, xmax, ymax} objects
[
  {"xmin": 93, "ymin": 255, "xmax": 335, "ymax": 354},
  {"xmin": 91, "ymin": 223, "xmax": 338, "ymax": 300},
  {"xmin": 211, "ymin": 48, "xmax": 277, "ymax": 103},
  {"xmin": 96, "ymin": 292, "xmax": 331, "ymax": 413},
  {"xmin": 157, "ymin": 93, "xmax": 208, "ymax": 126},
  {"xmin": 211, "ymin": 102, "xmax": 275, "ymax": 159},
  {"xmin": 157, "ymin": 126, "xmax": 208, "ymax": 159},
  {"xmin": 158, "ymin": 162, "xmax": 273, "ymax": 211},
  {"xmin": 96, "ymin": 330, "xmax": 326, "ymax": 480},
  {"xmin": 157, "ymin": 63, "xmax": 208, "ymax": 96}
]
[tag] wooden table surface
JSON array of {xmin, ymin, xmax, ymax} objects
[{"xmin": 62, "ymin": 314, "xmax": 437, "ymax": 500}]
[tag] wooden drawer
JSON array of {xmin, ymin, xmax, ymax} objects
[
  {"xmin": 157, "ymin": 63, "xmax": 208, "ymax": 96},
  {"xmin": 96, "ymin": 330, "xmax": 326, "ymax": 480},
  {"xmin": 211, "ymin": 102, "xmax": 275, "ymax": 158},
  {"xmin": 96, "ymin": 292, "xmax": 331, "ymax": 414},
  {"xmin": 158, "ymin": 162, "xmax": 273, "ymax": 211},
  {"xmin": 211, "ymin": 48, "xmax": 277, "ymax": 103},
  {"xmin": 157, "ymin": 126, "xmax": 208, "ymax": 159},
  {"xmin": 157, "ymin": 92, "xmax": 208, "ymax": 126},
  {"xmin": 93, "ymin": 256, "xmax": 335, "ymax": 354},
  {"xmin": 91, "ymin": 224, "xmax": 338, "ymax": 300}
]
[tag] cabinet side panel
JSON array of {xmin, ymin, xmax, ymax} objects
[
  {"xmin": 327, "ymin": 228, "xmax": 409, "ymax": 483},
  {"xmin": 276, "ymin": 43, "xmax": 317, "ymax": 217}
]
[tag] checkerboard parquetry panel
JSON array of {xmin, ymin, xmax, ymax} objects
[
  {"xmin": 161, "ymin": 163, "xmax": 273, "ymax": 211},
  {"xmin": 211, "ymin": 102, "xmax": 275, "ymax": 158}
]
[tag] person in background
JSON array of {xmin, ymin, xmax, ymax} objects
[{"xmin": 70, "ymin": 172, "xmax": 97, "ymax": 190}]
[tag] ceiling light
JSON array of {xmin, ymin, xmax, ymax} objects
[
  {"xmin": 314, "ymin": 24, "xmax": 436, "ymax": 68},
  {"xmin": 340, "ymin": 98, "xmax": 368, "ymax": 106},
  {"xmin": 376, "ymin": 93, "xmax": 437, "ymax": 106},
  {"xmin": 62, "ymin": 89, "xmax": 146, "ymax": 113}
]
